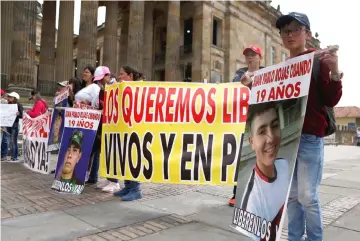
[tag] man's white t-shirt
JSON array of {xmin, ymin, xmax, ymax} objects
[
  {"xmin": 236, "ymin": 158, "xmax": 289, "ymax": 241},
  {"xmin": 74, "ymin": 83, "xmax": 100, "ymax": 108}
]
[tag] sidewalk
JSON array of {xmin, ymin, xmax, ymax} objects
[{"xmin": 1, "ymin": 146, "xmax": 360, "ymax": 241}]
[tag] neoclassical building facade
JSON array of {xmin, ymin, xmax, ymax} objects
[{"xmin": 1, "ymin": 1, "xmax": 320, "ymax": 97}]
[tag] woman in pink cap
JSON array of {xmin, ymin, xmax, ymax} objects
[{"xmin": 85, "ymin": 66, "xmax": 119, "ymax": 191}]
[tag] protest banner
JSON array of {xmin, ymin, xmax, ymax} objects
[
  {"xmin": 72, "ymin": 102, "xmax": 99, "ymax": 182},
  {"xmin": 47, "ymin": 86, "xmax": 69, "ymax": 152},
  {"xmin": 232, "ymin": 52, "xmax": 314, "ymax": 241},
  {"xmin": 0, "ymin": 104, "xmax": 18, "ymax": 127},
  {"xmin": 23, "ymin": 112, "xmax": 52, "ymax": 174},
  {"xmin": 100, "ymin": 81, "xmax": 250, "ymax": 185},
  {"xmin": 51, "ymin": 108, "xmax": 101, "ymax": 194}
]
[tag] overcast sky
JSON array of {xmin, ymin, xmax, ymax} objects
[{"xmin": 38, "ymin": 0, "xmax": 357, "ymax": 107}]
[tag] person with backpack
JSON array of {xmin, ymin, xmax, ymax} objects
[
  {"xmin": 27, "ymin": 90, "xmax": 48, "ymax": 118},
  {"xmin": 276, "ymin": 12, "xmax": 343, "ymax": 241},
  {"xmin": 229, "ymin": 45, "xmax": 265, "ymax": 207}
]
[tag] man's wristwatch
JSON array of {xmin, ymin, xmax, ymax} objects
[{"xmin": 329, "ymin": 71, "xmax": 344, "ymax": 81}]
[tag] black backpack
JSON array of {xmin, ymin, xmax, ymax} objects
[{"xmin": 312, "ymin": 57, "xmax": 337, "ymax": 136}]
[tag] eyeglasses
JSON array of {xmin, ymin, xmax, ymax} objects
[{"xmin": 280, "ymin": 28, "xmax": 307, "ymax": 37}]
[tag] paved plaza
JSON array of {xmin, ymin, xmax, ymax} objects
[{"xmin": 1, "ymin": 146, "xmax": 360, "ymax": 241}]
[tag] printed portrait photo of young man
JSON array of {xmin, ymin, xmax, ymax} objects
[
  {"xmin": 55, "ymin": 130, "xmax": 84, "ymax": 187},
  {"xmin": 235, "ymin": 100, "xmax": 302, "ymax": 241}
]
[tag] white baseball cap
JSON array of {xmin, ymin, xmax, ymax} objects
[
  {"xmin": 57, "ymin": 80, "xmax": 69, "ymax": 87},
  {"xmin": 7, "ymin": 92, "xmax": 20, "ymax": 100}
]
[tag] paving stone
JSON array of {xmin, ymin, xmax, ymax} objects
[
  {"xmin": 116, "ymin": 227, "xmax": 140, "ymax": 239},
  {"xmin": 97, "ymin": 232, "xmax": 119, "ymax": 241},
  {"xmin": 122, "ymin": 227, "xmax": 147, "ymax": 237},
  {"xmin": 107, "ymin": 231, "xmax": 131, "ymax": 240}
]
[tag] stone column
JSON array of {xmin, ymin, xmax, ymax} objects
[
  {"xmin": 224, "ymin": 10, "xmax": 238, "ymax": 82},
  {"xmin": 192, "ymin": 2, "xmax": 211, "ymax": 82},
  {"xmin": 118, "ymin": 11, "xmax": 129, "ymax": 70},
  {"xmin": 9, "ymin": 1, "xmax": 38, "ymax": 92},
  {"xmin": 56, "ymin": 1, "xmax": 74, "ymax": 84},
  {"xmin": 127, "ymin": 1, "xmax": 144, "ymax": 72},
  {"xmin": 1, "ymin": 1, "xmax": 13, "ymax": 88},
  {"xmin": 143, "ymin": 2, "xmax": 154, "ymax": 81},
  {"xmin": 265, "ymin": 33, "xmax": 272, "ymax": 66},
  {"xmin": 77, "ymin": 0, "xmax": 98, "ymax": 77},
  {"xmin": 165, "ymin": 1, "xmax": 181, "ymax": 82},
  {"xmin": 38, "ymin": 0, "xmax": 56, "ymax": 95},
  {"xmin": 103, "ymin": 1, "xmax": 118, "ymax": 72}
]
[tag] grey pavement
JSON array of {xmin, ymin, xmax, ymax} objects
[{"xmin": 1, "ymin": 145, "xmax": 360, "ymax": 241}]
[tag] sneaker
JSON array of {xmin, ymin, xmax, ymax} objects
[
  {"xmin": 96, "ymin": 179, "xmax": 109, "ymax": 189},
  {"xmin": 8, "ymin": 158, "xmax": 21, "ymax": 163},
  {"xmin": 1, "ymin": 157, "xmax": 7, "ymax": 162},
  {"xmin": 102, "ymin": 182, "xmax": 120, "ymax": 193},
  {"xmin": 229, "ymin": 197, "xmax": 235, "ymax": 207},
  {"xmin": 113, "ymin": 187, "xmax": 130, "ymax": 197},
  {"xmin": 122, "ymin": 190, "xmax": 143, "ymax": 201}
]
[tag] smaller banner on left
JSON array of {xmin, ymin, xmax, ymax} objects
[
  {"xmin": 52, "ymin": 108, "xmax": 101, "ymax": 194},
  {"xmin": 23, "ymin": 112, "xmax": 52, "ymax": 174},
  {"xmin": 0, "ymin": 104, "xmax": 18, "ymax": 127}
]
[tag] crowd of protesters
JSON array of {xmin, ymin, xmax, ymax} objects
[{"xmin": 0, "ymin": 9, "xmax": 348, "ymax": 241}]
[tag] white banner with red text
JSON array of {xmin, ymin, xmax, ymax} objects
[{"xmin": 23, "ymin": 112, "xmax": 52, "ymax": 174}]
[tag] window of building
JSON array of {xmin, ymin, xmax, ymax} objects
[
  {"xmin": 271, "ymin": 46, "xmax": 276, "ymax": 65},
  {"xmin": 282, "ymin": 52, "xmax": 288, "ymax": 62},
  {"xmin": 212, "ymin": 17, "xmax": 222, "ymax": 47},
  {"xmin": 211, "ymin": 71, "xmax": 222, "ymax": 83},
  {"xmin": 184, "ymin": 18, "xmax": 193, "ymax": 47}
]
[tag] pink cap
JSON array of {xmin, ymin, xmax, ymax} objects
[{"xmin": 93, "ymin": 66, "xmax": 111, "ymax": 82}]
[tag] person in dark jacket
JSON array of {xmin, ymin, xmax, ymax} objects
[
  {"xmin": 230, "ymin": 45, "xmax": 265, "ymax": 207},
  {"xmin": 6, "ymin": 92, "xmax": 23, "ymax": 162},
  {"xmin": 27, "ymin": 90, "xmax": 48, "ymax": 118}
]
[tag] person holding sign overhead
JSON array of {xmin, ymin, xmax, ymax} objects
[
  {"xmin": 113, "ymin": 66, "xmax": 145, "ymax": 201},
  {"xmin": 229, "ymin": 45, "xmax": 265, "ymax": 207}
]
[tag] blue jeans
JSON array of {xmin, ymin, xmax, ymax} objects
[
  {"xmin": 1, "ymin": 130, "xmax": 8, "ymax": 158},
  {"xmin": 9, "ymin": 125, "xmax": 19, "ymax": 160},
  {"xmin": 288, "ymin": 134, "xmax": 324, "ymax": 241},
  {"xmin": 125, "ymin": 180, "xmax": 140, "ymax": 191},
  {"xmin": 88, "ymin": 148, "xmax": 117, "ymax": 183}
]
